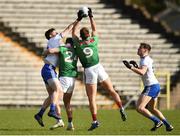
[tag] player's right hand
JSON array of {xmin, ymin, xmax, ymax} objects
[
  {"xmin": 129, "ymin": 60, "xmax": 138, "ymax": 68},
  {"xmin": 122, "ymin": 60, "xmax": 132, "ymax": 69}
]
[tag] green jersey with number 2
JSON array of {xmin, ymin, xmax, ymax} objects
[
  {"xmin": 58, "ymin": 45, "xmax": 78, "ymax": 77},
  {"xmin": 74, "ymin": 36, "xmax": 99, "ymax": 68}
]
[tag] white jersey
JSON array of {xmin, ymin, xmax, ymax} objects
[
  {"xmin": 140, "ymin": 55, "xmax": 158, "ymax": 86},
  {"xmin": 44, "ymin": 34, "xmax": 63, "ymax": 67}
]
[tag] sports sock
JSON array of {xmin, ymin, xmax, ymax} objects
[
  {"xmin": 149, "ymin": 116, "xmax": 160, "ymax": 124},
  {"xmin": 38, "ymin": 107, "xmax": 45, "ymax": 117},
  {"xmin": 162, "ymin": 119, "xmax": 171, "ymax": 127},
  {"xmin": 50, "ymin": 103, "xmax": 56, "ymax": 112},
  {"xmin": 92, "ymin": 114, "xmax": 97, "ymax": 122},
  {"xmin": 120, "ymin": 107, "xmax": 124, "ymax": 111},
  {"xmin": 68, "ymin": 117, "xmax": 72, "ymax": 123}
]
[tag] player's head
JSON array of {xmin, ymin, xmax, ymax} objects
[
  {"xmin": 80, "ymin": 27, "xmax": 90, "ymax": 40},
  {"xmin": 45, "ymin": 28, "xmax": 58, "ymax": 40},
  {"xmin": 65, "ymin": 37, "xmax": 73, "ymax": 48},
  {"xmin": 137, "ymin": 43, "xmax": 151, "ymax": 57}
]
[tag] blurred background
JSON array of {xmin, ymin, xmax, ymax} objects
[{"xmin": 0, "ymin": 0, "xmax": 179, "ymax": 110}]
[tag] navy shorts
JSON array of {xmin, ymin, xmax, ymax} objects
[
  {"xmin": 141, "ymin": 84, "xmax": 160, "ymax": 99},
  {"xmin": 41, "ymin": 64, "xmax": 57, "ymax": 84}
]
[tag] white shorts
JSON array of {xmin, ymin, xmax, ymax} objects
[
  {"xmin": 84, "ymin": 63, "xmax": 108, "ymax": 84},
  {"xmin": 59, "ymin": 77, "xmax": 75, "ymax": 93}
]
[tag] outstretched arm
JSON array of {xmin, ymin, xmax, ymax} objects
[
  {"xmin": 123, "ymin": 60, "xmax": 147, "ymax": 76},
  {"xmin": 72, "ymin": 10, "xmax": 84, "ymax": 39},
  {"xmin": 131, "ymin": 66, "xmax": 147, "ymax": 76},
  {"xmin": 72, "ymin": 20, "xmax": 80, "ymax": 39},
  {"xmin": 88, "ymin": 8, "xmax": 97, "ymax": 36},
  {"xmin": 61, "ymin": 20, "xmax": 77, "ymax": 38}
]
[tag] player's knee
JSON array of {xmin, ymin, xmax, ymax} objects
[{"xmin": 136, "ymin": 106, "xmax": 145, "ymax": 113}]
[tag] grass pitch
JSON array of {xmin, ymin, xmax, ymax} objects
[{"xmin": 0, "ymin": 108, "xmax": 179, "ymax": 135}]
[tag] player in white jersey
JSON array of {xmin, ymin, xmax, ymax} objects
[
  {"xmin": 123, "ymin": 43, "xmax": 173, "ymax": 131},
  {"xmin": 34, "ymin": 21, "xmax": 76, "ymax": 127}
]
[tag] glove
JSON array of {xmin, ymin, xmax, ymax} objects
[
  {"xmin": 77, "ymin": 10, "xmax": 84, "ymax": 21},
  {"xmin": 129, "ymin": 60, "xmax": 138, "ymax": 68},
  {"xmin": 88, "ymin": 7, "xmax": 93, "ymax": 17},
  {"xmin": 123, "ymin": 60, "xmax": 132, "ymax": 69}
]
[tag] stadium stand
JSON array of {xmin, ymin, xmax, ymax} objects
[
  {"xmin": 0, "ymin": 33, "xmax": 113, "ymax": 107},
  {"xmin": 0, "ymin": 0, "xmax": 179, "ymax": 108}
]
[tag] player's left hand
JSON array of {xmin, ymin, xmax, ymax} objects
[
  {"xmin": 123, "ymin": 60, "xmax": 132, "ymax": 69},
  {"xmin": 77, "ymin": 10, "xmax": 84, "ymax": 21},
  {"xmin": 129, "ymin": 60, "xmax": 138, "ymax": 68},
  {"xmin": 88, "ymin": 7, "xmax": 93, "ymax": 17}
]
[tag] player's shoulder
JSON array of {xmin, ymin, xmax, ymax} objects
[
  {"xmin": 145, "ymin": 56, "xmax": 153, "ymax": 63},
  {"xmin": 144, "ymin": 55, "xmax": 152, "ymax": 61}
]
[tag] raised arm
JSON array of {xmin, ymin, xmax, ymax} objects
[
  {"xmin": 61, "ymin": 20, "xmax": 77, "ymax": 38},
  {"xmin": 72, "ymin": 20, "xmax": 80, "ymax": 39},
  {"xmin": 72, "ymin": 10, "xmax": 84, "ymax": 39},
  {"xmin": 88, "ymin": 8, "xmax": 97, "ymax": 36}
]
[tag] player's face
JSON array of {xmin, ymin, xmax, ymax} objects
[
  {"xmin": 137, "ymin": 47, "xmax": 146, "ymax": 57},
  {"xmin": 50, "ymin": 30, "xmax": 58, "ymax": 38}
]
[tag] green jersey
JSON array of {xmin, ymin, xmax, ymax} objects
[
  {"xmin": 73, "ymin": 36, "xmax": 99, "ymax": 68},
  {"xmin": 58, "ymin": 45, "xmax": 78, "ymax": 77}
]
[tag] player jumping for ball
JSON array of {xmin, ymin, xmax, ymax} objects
[{"xmin": 72, "ymin": 7, "xmax": 127, "ymax": 131}]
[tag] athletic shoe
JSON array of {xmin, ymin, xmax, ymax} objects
[
  {"xmin": 48, "ymin": 111, "xmax": 60, "ymax": 120},
  {"xmin": 66, "ymin": 122, "xmax": 75, "ymax": 131},
  {"xmin": 50, "ymin": 119, "xmax": 65, "ymax": 130},
  {"xmin": 34, "ymin": 114, "xmax": 44, "ymax": 127},
  {"xmin": 88, "ymin": 121, "xmax": 100, "ymax": 131},
  {"xmin": 120, "ymin": 109, "xmax": 127, "ymax": 121},
  {"xmin": 151, "ymin": 121, "xmax": 163, "ymax": 131},
  {"xmin": 166, "ymin": 125, "xmax": 174, "ymax": 131}
]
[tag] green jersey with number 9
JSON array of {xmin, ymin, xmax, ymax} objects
[
  {"xmin": 73, "ymin": 36, "xmax": 99, "ymax": 68},
  {"xmin": 58, "ymin": 45, "xmax": 78, "ymax": 77}
]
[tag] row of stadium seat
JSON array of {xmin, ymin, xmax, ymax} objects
[{"xmin": 0, "ymin": 0, "xmax": 179, "ymax": 108}]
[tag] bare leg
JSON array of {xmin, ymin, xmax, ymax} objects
[
  {"xmin": 136, "ymin": 94, "xmax": 163, "ymax": 131},
  {"xmin": 63, "ymin": 93, "xmax": 73, "ymax": 121},
  {"xmin": 85, "ymin": 84, "xmax": 97, "ymax": 119},
  {"xmin": 136, "ymin": 95, "xmax": 154, "ymax": 118},
  {"xmin": 63, "ymin": 92, "xmax": 74, "ymax": 130},
  {"xmin": 148, "ymin": 98, "xmax": 166, "ymax": 120},
  {"xmin": 100, "ymin": 78, "xmax": 127, "ymax": 121},
  {"xmin": 100, "ymin": 78, "xmax": 123, "ymax": 109}
]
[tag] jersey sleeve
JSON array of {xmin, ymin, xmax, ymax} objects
[{"xmin": 141, "ymin": 57, "xmax": 149, "ymax": 66}]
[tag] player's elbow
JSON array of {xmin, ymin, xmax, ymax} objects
[{"xmin": 139, "ymin": 72, "xmax": 145, "ymax": 76}]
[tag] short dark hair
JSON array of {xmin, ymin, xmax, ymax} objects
[
  {"xmin": 45, "ymin": 28, "xmax": 55, "ymax": 40},
  {"xmin": 80, "ymin": 27, "xmax": 90, "ymax": 40},
  {"xmin": 65, "ymin": 37, "xmax": 73, "ymax": 45},
  {"xmin": 140, "ymin": 43, "xmax": 151, "ymax": 51}
]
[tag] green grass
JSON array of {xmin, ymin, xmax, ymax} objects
[{"xmin": 0, "ymin": 108, "xmax": 179, "ymax": 135}]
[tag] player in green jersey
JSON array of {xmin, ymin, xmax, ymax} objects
[
  {"xmin": 45, "ymin": 37, "xmax": 78, "ymax": 130},
  {"xmin": 72, "ymin": 8, "xmax": 127, "ymax": 131}
]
